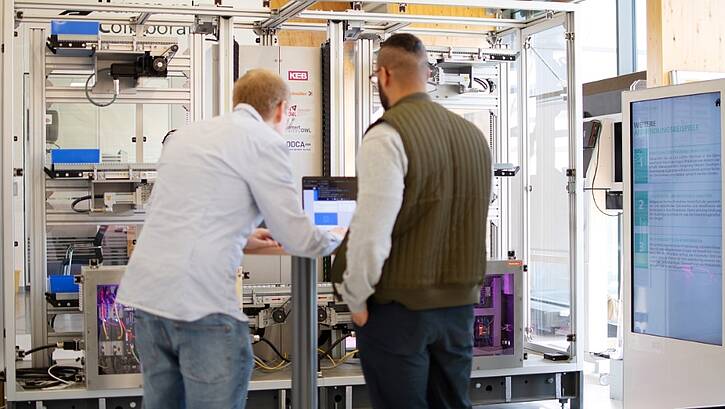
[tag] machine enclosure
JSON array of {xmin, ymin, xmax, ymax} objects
[
  {"xmin": 473, "ymin": 260, "xmax": 525, "ymax": 370},
  {"xmin": 82, "ymin": 266, "xmax": 143, "ymax": 390}
]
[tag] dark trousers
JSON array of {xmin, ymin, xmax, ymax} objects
[{"xmin": 357, "ymin": 301, "xmax": 475, "ymax": 409}]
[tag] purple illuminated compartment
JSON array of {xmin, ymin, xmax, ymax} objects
[
  {"xmin": 97, "ymin": 285, "xmax": 141, "ymax": 375},
  {"xmin": 473, "ymin": 273, "xmax": 515, "ymax": 357}
]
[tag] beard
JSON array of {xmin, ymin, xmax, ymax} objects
[{"xmin": 379, "ymin": 84, "xmax": 390, "ymax": 110}]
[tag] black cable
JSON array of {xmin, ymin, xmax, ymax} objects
[
  {"xmin": 85, "ymin": 68, "xmax": 118, "ymax": 108},
  {"xmin": 258, "ymin": 338, "xmax": 290, "ymax": 363},
  {"xmin": 591, "ymin": 132, "xmax": 620, "ymax": 218},
  {"xmin": 93, "ymin": 225, "xmax": 108, "ymax": 263},
  {"xmin": 71, "ymin": 194, "xmax": 103, "ymax": 213},
  {"xmin": 318, "ymin": 331, "xmax": 331, "ymax": 348},
  {"xmin": 473, "ymin": 77, "xmax": 489, "ymax": 91},
  {"xmin": 20, "ymin": 343, "xmax": 56, "ymax": 358},
  {"xmin": 319, "ymin": 334, "xmax": 349, "ymax": 358},
  {"xmin": 6, "ymin": 366, "xmax": 80, "ymax": 389}
]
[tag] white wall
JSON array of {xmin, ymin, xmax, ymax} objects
[
  {"xmin": 578, "ymin": 0, "xmax": 622, "ymax": 358},
  {"xmin": 578, "ymin": 0, "xmax": 618, "ymax": 83},
  {"xmin": 583, "ymin": 118, "xmax": 622, "ymax": 356}
]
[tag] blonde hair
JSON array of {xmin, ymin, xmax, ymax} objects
[{"xmin": 232, "ymin": 69, "xmax": 290, "ymax": 120}]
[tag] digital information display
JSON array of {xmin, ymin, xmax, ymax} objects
[
  {"xmin": 302, "ymin": 177, "xmax": 357, "ymax": 231},
  {"xmin": 631, "ymin": 91, "xmax": 723, "ymax": 345}
]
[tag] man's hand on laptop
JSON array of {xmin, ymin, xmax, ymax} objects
[
  {"xmin": 329, "ymin": 227, "xmax": 348, "ymax": 240},
  {"xmin": 244, "ymin": 228, "xmax": 281, "ymax": 251}
]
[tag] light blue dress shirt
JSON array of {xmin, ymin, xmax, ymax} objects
[{"xmin": 116, "ymin": 104, "xmax": 340, "ymax": 322}]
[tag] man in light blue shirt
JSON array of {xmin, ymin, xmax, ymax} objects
[{"xmin": 116, "ymin": 69, "xmax": 341, "ymax": 409}]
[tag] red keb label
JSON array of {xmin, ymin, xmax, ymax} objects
[{"xmin": 288, "ymin": 71, "xmax": 309, "ymax": 81}]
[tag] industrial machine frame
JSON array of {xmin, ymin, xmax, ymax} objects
[{"xmin": 0, "ymin": 1, "xmax": 585, "ymax": 408}]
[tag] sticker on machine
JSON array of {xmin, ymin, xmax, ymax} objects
[
  {"xmin": 287, "ymin": 104, "xmax": 314, "ymax": 118},
  {"xmin": 286, "ymin": 139, "xmax": 313, "ymax": 152},
  {"xmin": 288, "ymin": 70, "xmax": 309, "ymax": 81},
  {"xmin": 286, "ymin": 105, "xmax": 313, "ymax": 136}
]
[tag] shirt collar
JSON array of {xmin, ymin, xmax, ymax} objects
[{"xmin": 234, "ymin": 103, "xmax": 264, "ymax": 122}]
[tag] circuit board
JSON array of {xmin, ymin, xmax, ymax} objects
[
  {"xmin": 96, "ymin": 285, "xmax": 141, "ymax": 375},
  {"xmin": 473, "ymin": 274, "xmax": 515, "ymax": 356}
]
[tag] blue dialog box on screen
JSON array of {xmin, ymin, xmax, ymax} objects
[{"xmin": 314, "ymin": 213, "xmax": 338, "ymax": 226}]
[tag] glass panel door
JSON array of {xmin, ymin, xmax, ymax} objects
[{"xmin": 524, "ymin": 21, "xmax": 571, "ymax": 352}]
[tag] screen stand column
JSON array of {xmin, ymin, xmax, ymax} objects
[{"xmin": 292, "ymin": 256, "xmax": 318, "ymax": 409}]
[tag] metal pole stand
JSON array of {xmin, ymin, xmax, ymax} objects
[{"xmin": 291, "ymin": 256, "xmax": 318, "ymax": 409}]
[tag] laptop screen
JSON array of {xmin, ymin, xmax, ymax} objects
[{"xmin": 302, "ymin": 177, "xmax": 357, "ymax": 231}]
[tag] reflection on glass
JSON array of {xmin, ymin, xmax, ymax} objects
[
  {"xmin": 100, "ymin": 104, "xmax": 136, "ymax": 162},
  {"xmin": 503, "ymin": 31, "xmax": 524, "ymax": 259},
  {"xmin": 143, "ymin": 104, "xmax": 188, "ymax": 163},
  {"xmin": 46, "ymin": 224, "xmax": 134, "ymax": 278},
  {"xmin": 47, "ymin": 102, "xmax": 188, "ymax": 164},
  {"xmin": 137, "ymin": 75, "xmax": 189, "ymax": 89},
  {"xmin": 47, "ymin": 75, "xmax": 92, "ymax": 88},
  {"xmin": 47, "ymin": 103, "xmax": 98, "ymax": 150},
  {"xmin": 526, "ymin": 25, "xmax": 571, "ymax": 350}
]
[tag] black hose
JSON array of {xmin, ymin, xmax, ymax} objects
[
  {"xmin": 258, "ymin": 338, "xmax": 290, "ymax": 363},
  {"xmin": 85, "ymin": 68, "xmax": 118, "ymax": 108},
  {"xmin": 20, "ymin": 343, "xmax": 56, "ymax": 358},
  {"xmin": 319, "ymin": 335, "xmax": 349, "ymax": 358},
  {"xmin": 71, "ymin": 194, "xmax": 103, "ymax": 213},
  {"xmin": 93, "ymin": 225, "xmax": 108, "ymax": 263},
  {"xmin": 318, "ymin": 331, "xmax": 331, "ymax": 348}
]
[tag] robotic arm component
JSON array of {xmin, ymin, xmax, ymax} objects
[
  {"xmin": 110, "ymin": 45, "xmax": 179, "ymax": 79},
  {"xmin": 86, "ymin": 44, "xmax": 179, "ymax": 107}
]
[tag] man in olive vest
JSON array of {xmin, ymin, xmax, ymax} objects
[{"xmin": 332, "ymin": 33, "xmax": 492, "ymax": 409}]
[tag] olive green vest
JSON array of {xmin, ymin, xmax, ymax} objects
[{"xmin": 332, "ymin": 93, "xmax": 491, "ymax": 310}]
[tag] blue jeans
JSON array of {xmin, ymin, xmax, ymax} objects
[
  {"xmin": 134, "ymin": 310, "xmax": 254, "ymax": 409},
  {"xmin": 357, "ymin": 302, "xmax": 474, "ymax": 409}
]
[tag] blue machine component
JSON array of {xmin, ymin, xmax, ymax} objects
[
  {"xmin": 48, "ymin": 275, "xmax": 80, "ymax": 294},
  {"xmin": 51, "ymin": 21, "xmax": 100, "ymax": 36},
  {"xmin": 51, "ymin": 149, "xmax": 101, "ymax": 165},
  {"xmin": 48, "ymin": 21, "xmax": 99, "ymax": 57}
]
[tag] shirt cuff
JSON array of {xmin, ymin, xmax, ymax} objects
[
  {"xmin": 345, "ymin": 300, "xmax": 368, "ymax": 314},
  {"xmin": 334, "ymin": 283, "xmax": 368, "ymax": 313}
]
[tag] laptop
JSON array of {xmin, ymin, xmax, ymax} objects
[{"xmin": 301, "ymin": 177, "xmax": 357, "ymax": 231}]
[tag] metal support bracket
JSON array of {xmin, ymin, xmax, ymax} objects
[
  {"xmin": 256, "ymin": 28, "xmax": 278, "ymax": 46},
  {"xmin": 566, "ymin": 168, "xmax": 576, "ymax": 194},
  {"xmin": 383, "ymin": 22, "xmax": 410, "ymax": 34},
  {"xmin": 193, "ymin": 15, "xmax": 220, "ymax": 36},
  {"xmin": 555, "ymin": 373, "xmax": 563, "ymax": 399},
  {"xmin": 258, "ymin": 0, "xmax": 318, "ymax": 31},
  {"xmin": 505, "ymin": 376, "xmax": 512, "ymax": 402}
]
